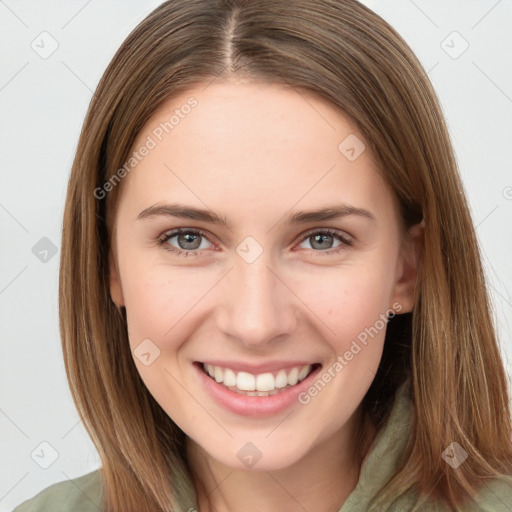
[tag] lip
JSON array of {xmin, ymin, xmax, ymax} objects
[
  {"xmin": 200, "ymin": 360, "xmax": 318, "ymax": 374},
  {"xmin": 193, "ymin": 361, "xmax": 322, "ymax": 417}
]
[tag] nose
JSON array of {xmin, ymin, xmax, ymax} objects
[{"xmin": 215, "ymin": 250, "xmax": 298, "ymax": 349}]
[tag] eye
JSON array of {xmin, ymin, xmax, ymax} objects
[
  {"xmin": 157, "ymin": 227, "xmax": 353, "ymax": 258},
  {"xmin": 296, "ymin": 228, "xmax": 353, "ymax": 255},
  {"xmin": 157, "ymin": 229, "xmax": 214, "ymax": 257}
]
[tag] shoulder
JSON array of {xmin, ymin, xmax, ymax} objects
[
  {"xmin": 472, "ymin": 475, "xmax": 512, "ymax": 512},
  {"xmin": 13, "ymin": 469, "xmax": 103, "ymax": 512},
  {"xmin": 408, "ymin": 476, "xmax": 512, "ymax": 512}
]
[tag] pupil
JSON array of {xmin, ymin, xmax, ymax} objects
[
  {"xmin": 179, "ymin": 232, "xmax": 201, "ymax": 250},
  {"xmin": 312, "ymin": 234, "xmax": 332, "ymax": 250}
]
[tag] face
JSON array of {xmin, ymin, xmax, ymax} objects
[{"xmin": 108, "ymin": 80, "xmax": 419, "ymax": 471}]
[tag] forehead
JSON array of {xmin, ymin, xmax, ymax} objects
[
  {"xmin": 139, "ymin": 80, "xmax": 362, "ymax": 162},
  {"xmin": 117, "ymin": 81, "xmax": 397, "ymax": 224}
]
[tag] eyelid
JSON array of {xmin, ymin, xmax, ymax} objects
[
  {"xmin": 297, "ymin": 227, "xmax": 353, "ymax": 244},
  {"xmin": 158, "ymin": 227, "xmax": 216, "ymax": 252},
  {"xmin": 157, "ymin": 226, "xmax": 354, "ymax": 256},
  {"xmin": 294, "ymin": 227, "xmax": 354, "ymax": 255}
]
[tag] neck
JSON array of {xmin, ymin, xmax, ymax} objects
[{"xmin": 186, "ymin": 406, "xmax": 375, "ymax": 512}]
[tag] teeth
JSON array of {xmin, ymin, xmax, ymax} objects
[
  {"xmin": 298, "ymin": 365, "xmax": 310, "ymax": 381},
  {"xmin": 256, "ymin": 373, "xmax": 274, "ymax": 391},
  {"xmin": 202, "ymin": 363, "xmax": 315, "ymax": 393},
  {"xmin": 237, "ymin": 371, "xmax": 256, "ymax": 391},
  {"xmin": 223, "ymin": 368, "xmax": 237, "ymax": 387},
  {"xmin": 275, "ymin": 370, "xmax": 288, "ymax": 388},
  {"xmin": 287, "ymin": 367, "xmax": 299, "ymax": 386}
]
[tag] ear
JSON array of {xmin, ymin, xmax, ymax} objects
[
  {"xmin": 390, "ymin": 219, "xmax": 424, "ymax": 314},
  {"xmin": 109, "ymin": 246, "xmax": 125, "ymax": 308}
]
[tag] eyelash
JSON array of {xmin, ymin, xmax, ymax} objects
[{"xmin": 156, "ymin": 228, "xmax": 353, "ymax": 258}]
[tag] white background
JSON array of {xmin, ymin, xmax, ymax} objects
[{"xmin": 1, "ymin": 1, "xmax": 511, "ymax": 510}]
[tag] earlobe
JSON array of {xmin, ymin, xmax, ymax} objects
[
  {"xmin": 391, "ymin": 220, "xmax": 424, "ymax": 314},
  {"xmin": 109, "ymin": 249, "xmax": 125, "ymax": 308}
]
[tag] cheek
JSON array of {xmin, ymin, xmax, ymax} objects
[
  {"xmin": 296, "ymin": 261, "xmax": 397, "ymax": 355},
  {"xmin": 119, "ymin": 254, "xmax": 215, "ymax": 350},
  {"xmin": 118, "ymin": 259, "xmax": 209, "ymax": 407}
]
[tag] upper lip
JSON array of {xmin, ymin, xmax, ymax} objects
[{"xmin": 197, "ymin": 360, "xmax": 321, "ymax": 374}]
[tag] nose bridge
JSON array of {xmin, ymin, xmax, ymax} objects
[{"xmin": 216, "ymin": 241, "xmax": 296, "ymax": 346}]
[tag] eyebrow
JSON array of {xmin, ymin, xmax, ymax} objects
[{"xmin": 137, "ymin": 203, "xmax": 375, "ymax": 228}]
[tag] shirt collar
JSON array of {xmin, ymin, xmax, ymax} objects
[{"xmin": 340, "ymin": 378, "xmax": 413, "ymax": 511}]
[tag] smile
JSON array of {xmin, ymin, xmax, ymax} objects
[{"xmin": 201, "ymin": 362, "xmax": 320, "ymax": 396}]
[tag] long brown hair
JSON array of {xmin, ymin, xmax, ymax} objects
[{"xmin": 59, "ymin": 0, "xmax": 512, "ymax": 510}]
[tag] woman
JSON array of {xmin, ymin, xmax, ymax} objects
[{"xmin": 14, "ymin": 0, "xmax": 512, "ymax": 510}]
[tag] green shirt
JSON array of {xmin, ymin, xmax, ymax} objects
[{"xmin": 13, "ymin": 380, "xmax": 512, "ymax": 511}]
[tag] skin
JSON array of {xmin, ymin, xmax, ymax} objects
[{"xmin": 109, "ymin": 80, "xmax": 422, "ymax": 512}]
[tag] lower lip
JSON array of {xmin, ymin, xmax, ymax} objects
[{"xmin": 193, "ymin": 362, "xmax": 322, "ymax": 417}]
